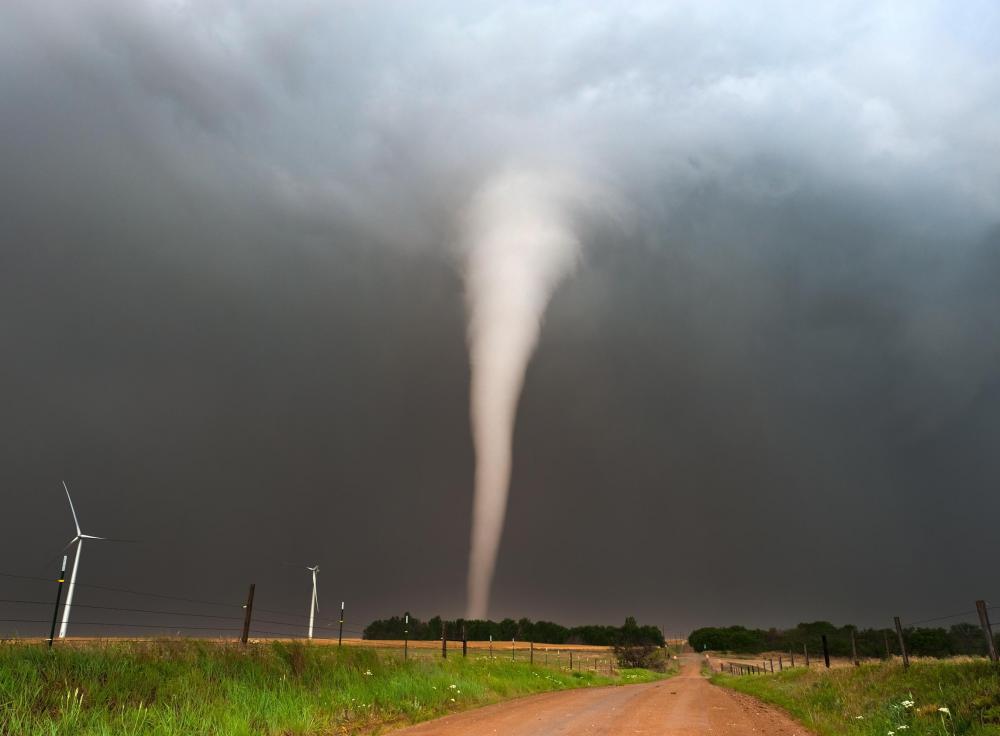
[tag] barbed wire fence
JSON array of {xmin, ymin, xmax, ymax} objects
[
  {"xmin": 0, "ymin": 568, "xmax": 626, "ymax": 673},
  {"xmin": 714, "ymin": 601, "xmax": 1000, "ymax": 675}
]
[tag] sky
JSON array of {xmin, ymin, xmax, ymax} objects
[{"xmin": 1, "ymin": 0, "xmax": 999, "ymax": 638}]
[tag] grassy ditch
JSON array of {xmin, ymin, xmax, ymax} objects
[
  {"xmin": 0, "ymin": 639, "xmax": 663, "ymax": 735},
  {"xmin": 712, "ymin": 658, "xmax": 1000, "ymax": 736}
]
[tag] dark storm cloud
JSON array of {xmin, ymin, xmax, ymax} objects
[{"xmin": 1, "ymin": 1, "xmax": 999, "ymax": 634}]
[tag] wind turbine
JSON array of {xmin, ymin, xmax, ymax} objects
[
  {"xmin": 305, "ymin": 565, "xmax": 320, "ymax": 639},
  {"xmin": 57, "ymin": 481, "xmax": 111, "ymax": 639}
]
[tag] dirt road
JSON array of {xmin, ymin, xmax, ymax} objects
[{"xmin": 388, "ymin": 655, "xmax": 811, "ymax": 736}]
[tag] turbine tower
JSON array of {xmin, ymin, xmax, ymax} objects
[
  {"xmin": 306, "ymin": 565, "xmax": 319, "ymax": 639},
  {"xmin": 57, "ymin": 481, "xmax": 110, "ymax": 639}
]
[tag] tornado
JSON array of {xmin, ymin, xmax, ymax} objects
[{"xmin": 463, "ymin": 167, "xmax": 582, "ymax": 619}]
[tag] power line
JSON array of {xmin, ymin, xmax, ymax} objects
[
  {"xmin": 0, "ymin": 570, "xmax": 242, "ymax": 611},
  {"xmin": 0, "ymin": 599, "xmax": 243, "ymax": 621}
]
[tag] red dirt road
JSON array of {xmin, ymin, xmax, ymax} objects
[{"xmin": 387, "ymin": 655, "xmax": 812, "ymax": 736}]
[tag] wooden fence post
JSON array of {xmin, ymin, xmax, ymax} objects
[
  {"xmin": 442, "ymin": 622, "xmax": 447, "ymax": 659},
  {"xmin": 804, "ymin": 643, "xmax": 809, "ymax": 666},
  {"xmin": 778, "ymin": 655, "xmax": 783, "ymax": 671},
  {"xmin": 976, "ymin": 600, "xmax": 998, "ymax": 664},
  {"xmin": 241, "ymin": 584, "xmax": 255, "ymax": 645},
  {"xmin": 893, "ymin": 616, "xmax": 909, "ymax": 668},
  {"xmin": 821, "ymin": 634, "xmax": 830, "ymax": 668},
  {"xmin": 851, "ymin": 628, "xmax": 859, "ymax": 666}
]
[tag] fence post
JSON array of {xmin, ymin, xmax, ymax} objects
[
  {"xmin": 804, "ymin": 643, "xmax": 809, "ymax": 666},
  {"xmin": 851, "ymin": 628, "xmax": 859, "ymax": 666},
  {"xmin": 338, "ymin": 601, "xmax": 345, "ymax": 647},
  {"xmin": 769, "ymin": 658, "xmax": 774, "ymax": 673},
  {"xmin": 489, "ymin": 634, "xmax": 493, "ymax": 659},
  {"xmin": 241, "ymin": 583, "xmax": 255, "ymax": 645},
  {"xmin": 47, "ymin": 556, "xmax": 68, "ymax": 649},
  {"xmin": 530, "ymin": 640, "xmax": 534, "ymax": 665},
  {"xmin": 778, "ymin": 655, "xmax": 783, "ymax": 671},
  {"xmin": 404, "ymin": 613, "xmax": 409, "ymax": 660},
  {"xmin": 821, "ymin": 634, "xmax": 830, "ymax": 668},
  {"xmin": 442, "ymin": 622, "xmax": 447, "ymax": 659},
  {"xmin": 893, "ymin": 616, "xmax": 909, "ymax": 668},
  {"xmin": 512, "ymin": 637, "xmax": 515, "ymax": 661},
  {"xmin": 976, "ymin": 600, "xmax": 998, "ymax": 664},
  {"xmin": 789, "ymin": 648, "xmax": 795, "ymax": 667},
  {"xmin": 463, "ymin": 624, "xmax": 468, "ymax": 658},
  {"xmin": 569, "ymin": 650, "xmax": 573, "ymax": 670},
  {"xmin": 883, "ymin": 630, "xmax": 891, "ymax": 659}
]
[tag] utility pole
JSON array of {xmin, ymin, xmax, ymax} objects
[
  {"xmin": 338, "ymin": 601, "xmax": 345, "ymax": 647},
  {"xmin": 241, "ymin": 584, "xmax": 256, "ymax": 645},
  {"xmin": 47, "ymin": 556, "xmax": 68, "ymax": 649}
]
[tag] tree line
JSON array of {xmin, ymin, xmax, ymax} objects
[
  {"xmin": 363, "ymin": 614, "xmax": 665, "ymax": 647},
  {"xmin": 688, "ymin": 621, "xmax": 995, "ymax": 658}
]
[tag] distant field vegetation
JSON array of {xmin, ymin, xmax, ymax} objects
[
  {"xmin": 689, "ymin": 621, "xmax": 996, "ymax": 658},
  {"xmin": 364, "ymin": 614, "xmax": 665, "ymax": 647}
]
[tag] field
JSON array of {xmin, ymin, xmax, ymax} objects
[
  {"xmin": 0, "ymin": 639, "xmax": 663, "ymax": 735},
  {"xmin": 711, "ymin": 655, "xmax": 1000, "ymax": 736}
]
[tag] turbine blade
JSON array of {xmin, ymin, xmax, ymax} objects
[
  {"xmin": 39, "ymin": 538, "xmax": 79, "ymax": 573},
  {"xmin": 85, "ymin": 536, "xmax": 137, "ymax": 543},
  {"xmin": 62, "ymin": 481, "xmax": 81, "ymax": 536}
]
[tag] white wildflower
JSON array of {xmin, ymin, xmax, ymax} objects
[
  {"xmin": 855, "ymin": 716, "xmax": 865, "ymax": 720},
  {"xmin": 364, "ymin": 669, "xmax": 373, "ymax": 676},
  {"xmin": 901, "ymin": 700, "xmax": 915, "ymax": 708},
  {"xmin": 938, "ymin": 707, "xmax": 951, "ymax": 715}
]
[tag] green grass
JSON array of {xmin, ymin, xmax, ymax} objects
[
  {"xmin": 711, "ymin": 659, "xmax": 1000, "ymax": 736},
  {"xmin": 0, "ymin": 640, "xmax": 664, "ymax": 735}
]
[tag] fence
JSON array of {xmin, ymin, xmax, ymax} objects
[
  {"xmin": 0, "ymin": 568, "xmax": 623, "ymax": 673},
  {"xmin": 713, "ymin": 600, "xmax": 1000, "ymax": 675}
]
